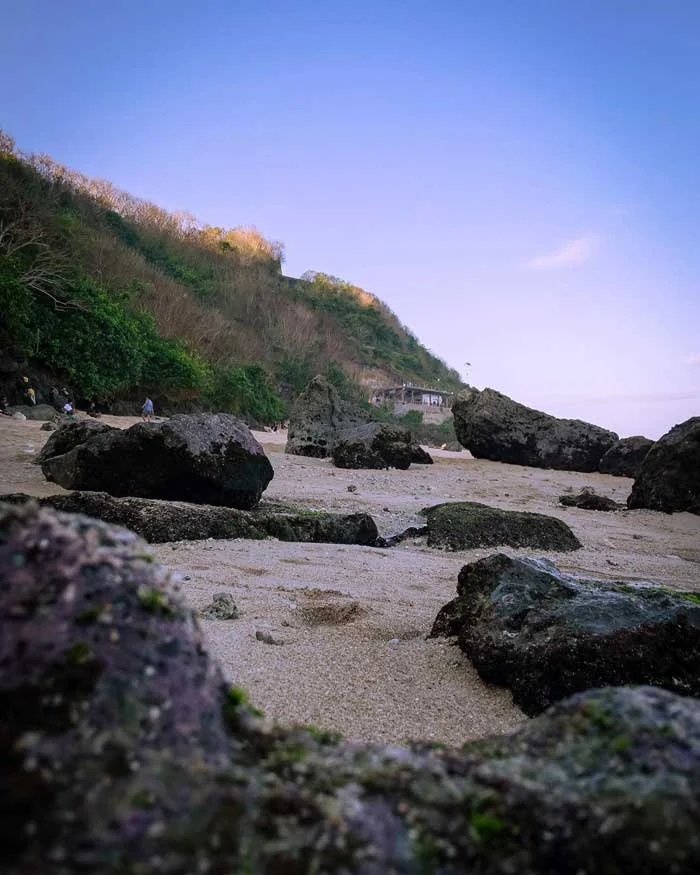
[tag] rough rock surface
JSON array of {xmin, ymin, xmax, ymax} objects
[
  {"xmin": 285, "ymin": 376, "xmax": 366, "ymax": 458},
  {"xmin": 2, "ymin": 502, "xmax": 700, "ymax": 874},
  {"xmin": 36, "ymin": 418, "xmax": 115, "ymax": 464},
  {"xmin": 409, "ymin": 442, "xmax": 433, "ymax": 464},
  {"xmin": 599, "ymin": 435, "xmax": 654, "ymax": 477},
  {"xmin": 627, "ymin": 417, "xmax": 700, "ymax": 515},
  {"xmin": 431, "ymin": 553, "xmax": 700, "ymax": 715},
  {"xmin": 559, "ymin": 488, "xmax": 621, "ymax": 511},
  {"xmin": 0, "ymin": 492, "xmax": 379, "ymax": 545},
  {"xmin": 6, "ymin": 403, "xmax": 59, "ymax": 421},
  {"xmin": 452, "ymin": 387, "xmax": 618, "ymax": 472},
  {"xmin": 201, "ymin": 592, "xmax": 239, "ymax": 620},
  {"xmin": 332, "ymin": 422, "xmax": 414, "ymax": 470},
  {"xmin": 41, "ymin": 413, "xmax": 274, "ymax": 509},
  {"xmin": 425, "ymin": 501, "xmax": 581, "ymax": 551}
]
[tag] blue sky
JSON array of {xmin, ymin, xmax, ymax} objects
[{"xmin": 3, "ymin": 0, "xmax": 699, "ymax": 438}]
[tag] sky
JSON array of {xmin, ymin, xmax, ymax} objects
[{"xmin": 2, "ymin": 0, "xmax": 699, "ymax": 439}]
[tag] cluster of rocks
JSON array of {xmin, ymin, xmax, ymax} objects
[
  {"xmin": 286, "ymin": 376, "xmax": 432, "ymax": 469},
  {"xmin": 452, "ymin": 387, "xmax": 700, "ymax": 517},
  {"xmin": 2, "ymin": 502, "xmax": 700, "ymax": 874}
]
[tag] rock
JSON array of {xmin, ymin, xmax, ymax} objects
[
  {"xmin": 6, "ymin": 403, "xmax": 59, "ymax": 421},
  {"xmin": 410, "ymin": 442, "xmax": 433, "ymax": 464},
  {"xmin": 285, "ymin": 376, "xmax": 366, "ymax": 458},
  {"xmin": 11, "ymin": 412, "xmax": 26, "ymax": 421},
  {"xmin": 36, "ymin": 419, "xmax": 116, "ymax": 463},
  {"xmin": 3, "ymin": 502, "xmax": 700, "ymax": 874},
  {"xmin": 559, "ymin": 487, "xmax": 621, "ymax": 511},
  {"xmin": 0, "ymin": 492, "xmax": 379, "ymax": 546},
  {"xmin": 41, "ymin": 413, "xmax": 274, "ymax": 509},
  {"xmin": 332, "ymin": 422, "xmax": 413, "ymax": 470},
  {"xmin": 201, "ymin": 592, "xmax": 239, "ymax": 620},
  {"xmin": 627, "ymin": 417, "xmax": 700, "ymax": 515},
  {"xmin": 255, "ymin": 629, "xmax": 281, "ymax": 645},
  {"xmin": 426, "ymin": 502, "xmax": 581, "ymax": 551},
  {"xmin": 40, "ymin": 421, "xmax": 56, "ymax": 432},
  {"xmin": 452, "ymin": 386, "xmax": 618, "ymax": 472},
  {"xmin": 599, "ymin": 435, "xmax": 654, "ymax": 477},
  {"xmin": 431, "ymin": 552, "xmax": 700, "ymax": 715}
]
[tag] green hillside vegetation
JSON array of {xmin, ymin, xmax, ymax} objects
[{"xmin": 0, "ymin": 130, "xmax": 461, "ymax": 422}]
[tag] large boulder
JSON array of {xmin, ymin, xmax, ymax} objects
[
  {"xmin": 332, "ymin": 422, "xmax": 413, "ymax": 470},
  {"xmin": 285, "ymin": 375, "xmax": 366, "ymax": 458},
  {"xmin": 36, "ymin": 418, "xmax": 116, "ymax": 463},
  {"xmin": 426, "ymin": 501, "xmax": 581, "ymax": 551},
  {"xmin": 6, "ymin": 403, "xmax": 59, "ymax": 421},
  {"xmin": 627, "ymin": 417, "xmax": 700, "ymax": 514},
  {"xmin": 452, "ymin": 387, "xmax": 618, "ymax": 471},
  {"xmin": 431, "ymin": 553, "xmax": 700, "ymax": 715},
  {"xmin": 2, "ymin": 502, "xmax": 700, "ymax": 873},
  {"xmin": 599, "ymin": 435, "xmax": 654, "ymax": 477},
  {"xmin": 41, "ymin": 413, "xmax": 274, "ymax": 509},
  {"xmin": 0, "ymin": 491, "xmax": 379, "ymax": 545}
]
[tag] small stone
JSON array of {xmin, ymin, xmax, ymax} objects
[
  {"xmin": 389, "ymin": 638, "xmax": 400, "ymax": 646},
  {"xmin": 256, "ymin": 630, "xmax": 281, "ymax": 645},
  {"xmin": 347, "ymin": 485, "xmax": 357, "ymax": 493}
]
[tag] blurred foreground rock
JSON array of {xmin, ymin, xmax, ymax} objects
[{"xmin": 2, "ymin": 502, "xmax": 700, "ymax": 874}]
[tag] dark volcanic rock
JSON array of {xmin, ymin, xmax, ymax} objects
[
  {"xmin": 431, "ymin": 553, "xmax": 700, "ymax": 715},
  {"xmin": 41, "ymin": 413, "xmax": 274, "ymax": 509},
  {"xmin": 285, "ymin": 376, "xmax": 366, "ymax": 458},
  {"xmin": 426, "ymin": 501, "xmax": 581, "ymax": 551},
  {"xmin": 599, "ymin": 435, "xmax": 654, "ymax": 477},
  {"xmin": 559, "ymin": 488, "xmax": 621, "ymax": 511},
  {"xmin": 452, "ymin": 386, "xmax": 618, "ymax": 472},
  {"xmin": 627, "ymin": 417, "xmax": 700, "ymax": 515},
  {"xmin": 332, "ymin": 422, "xmax": 413, "ymax": 470},
  {"xmin": 6, "ymin": 403, "xmax": 59, "ymax": 421},
  {"xmin": 410, "ymin": 442, "xmax": 433, "ymax": 464},
  {"xmin": 3, "ymin": 503, "xmax": 700, "ymax": 874},
  {"xmin": 36, "ymin": 418, "xmax": 116, "ymax": 463},
  {"xmin": 0, "ymin": 491, "xmax": 379, "ymax": 545}
]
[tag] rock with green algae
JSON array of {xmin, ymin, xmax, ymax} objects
[
  {"xmin": 425, "ymin": 501, "xmax": 581, "ymax": 551},
  {"xmin": 0, "ymin": 491, "xmax": 379, "ymax": 545},
  {"xmin": 431, "ymin": 552, "xmax": 700, "ymax": 715},
  {"xmin": 2, "ymin": 501, "xmax": 700, "ymax": 874}
]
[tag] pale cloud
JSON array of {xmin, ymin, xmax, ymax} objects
[
  {"xmin": 526, "ymin": 234, "xmax": 599, "ymax": 270},
  {"xmin": 686, "ymin": 353, "xmax": 700, "ymax": 366}
]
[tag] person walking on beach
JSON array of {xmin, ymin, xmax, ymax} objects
[{"xmin": 142, "ymin": 396, "xmax": 154, "ymax": 421}]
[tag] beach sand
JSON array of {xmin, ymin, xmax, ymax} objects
[{"xmin": 2, "ymin": 413, "xmax": 699, "ymax": 746}]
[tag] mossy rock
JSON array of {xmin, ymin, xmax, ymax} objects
[
  {"xmin": 3, "ymin": 502, "xmax": 700, "ymax": 874},
  {"xmin": 426, "ymin": 501, "xmax": 581, "ymax": 551}
]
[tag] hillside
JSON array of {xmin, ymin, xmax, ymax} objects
[{"xmin": 0, "ymin": 130, "xmax": 462, "ymax": 422}]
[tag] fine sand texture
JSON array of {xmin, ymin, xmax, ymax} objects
[{"xmin": 2, "ymin": 413, "xmax": 699, "ymax": 746}]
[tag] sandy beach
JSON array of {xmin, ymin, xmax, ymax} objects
[{"xmin": 2, "ymin": 413, "xmax": 699, "ymax": 746}]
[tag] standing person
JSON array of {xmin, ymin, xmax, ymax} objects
[
  {"xmin": 26, "ymin": 385, "xmax": 36, "ymax": 405},
  {"xmin": 63, "ymin": 400, "xmax": 75, "ymax": 420},
  {"xmin": 142, "ymin": 396, "xmax": 154, "ymax": 421}
]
